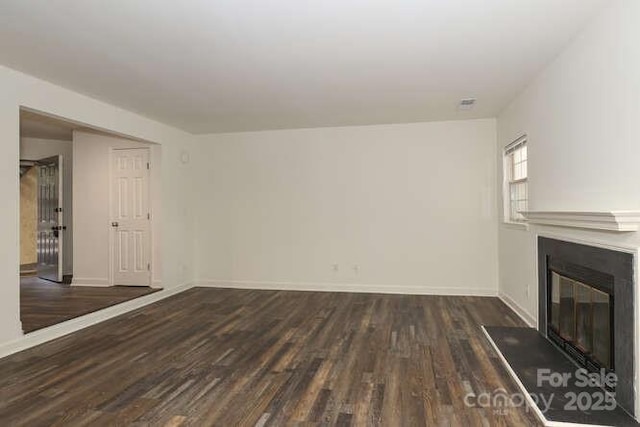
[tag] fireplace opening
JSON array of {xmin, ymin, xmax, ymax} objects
[{"xmin": 546, "ymin": 259, "xmax": 616, "ymax": 380}]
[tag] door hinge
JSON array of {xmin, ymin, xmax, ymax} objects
[
  {"xmin": 147, "ymin": 162, "xmax": 150, "ymax": 170},
  {"xmin": 147, "ymin": 213, "xmax": 150, "ymax": 220},
  {"xmin": 147, "ymin": 263, "xmax": 151, "ymax": 271}
]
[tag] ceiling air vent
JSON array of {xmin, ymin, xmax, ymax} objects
[{"xmin": 458, "ymin": 98, "xmax": 476, "ymax": 111}]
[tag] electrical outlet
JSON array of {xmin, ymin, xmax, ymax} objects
[{"xmin": 332, "ymin": 263, "xmax": 339, "ymax": 272}]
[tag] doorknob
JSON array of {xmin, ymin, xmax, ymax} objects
[{"xmin": 111, "ymin": 222, "xmax": 119, "ymax": 227}]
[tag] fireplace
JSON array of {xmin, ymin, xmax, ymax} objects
[
  {"xmin": 547, "ymin": 267, "xmax": 614, "ymax": 374},
  {"xmin": 538, "ymin": 237, "xmax": 635, "ymax": 416}
]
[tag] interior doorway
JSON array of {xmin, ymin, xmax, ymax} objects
[
  {"xmin": 19, "ymin": 108, "xmax": 162, "ymax": 333},
  {"xmin": 20, "ymin": 111, "xmax": 74, "ymax": 283}
]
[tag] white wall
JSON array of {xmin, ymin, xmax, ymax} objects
[
  {"xmin": 20, "ymin": 137, "xmax": 74, "ymax": 275},
  {"xmin": 193, "ymin": 119, "xmax": 499, "ymax": 295},
  {"xmin": 72, "ymin": 131, "xmax": 162, "ymax": 287},
  {"xmin": 0, "ymin": 65, "xmax": 195, "ymax": 345},
  {"xmin": 497, "ymin": 0, "xmax": 640, "ymax": 323}
]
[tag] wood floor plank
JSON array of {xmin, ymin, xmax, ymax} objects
[
  {"xmin": 0, "ymin": 287, "xmax": 541, "ymax": 426},
  {"xmin": 20, "ymin": 276, "xmax": 159, "ymax": 333}
]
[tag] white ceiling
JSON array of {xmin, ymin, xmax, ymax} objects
[{"xmin": 1, "ymin": 0, "xmax": 607, "ymax": 134}]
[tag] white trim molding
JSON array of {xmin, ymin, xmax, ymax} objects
[
  {"xmin": 197, "ymin": 279, "xmax": 498, "ymax": 297},
  {"xmin": 0, "ymin": 282, "xmax": 194, "ymax": 359},
  {"xmin": 71, "ymin": 277, "xmax": 111, "ymax": 287},
  {"xmin": 498, "ymin": 291, "xmax": 537, "ymax": 328},
  {"xmin": 521, "ymin": 211, "xmax": 640, "ymax": 232}
]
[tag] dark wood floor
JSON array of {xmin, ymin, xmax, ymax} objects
[
  {"xmin": 1, "ymin": 287, "xmax": 540, "ymax": 426},
  {"xmin": 20, "ymin": 276, "xmax": 160, "ymax": 333}
]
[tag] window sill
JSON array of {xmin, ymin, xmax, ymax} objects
[{"xmin": 502, "ymin": 221, "xmax": 530, "ymax": 231}]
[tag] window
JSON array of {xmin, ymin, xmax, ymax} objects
[{"xmin": 504, "ymin": 136, "xmax": 528, "ymax": 223}]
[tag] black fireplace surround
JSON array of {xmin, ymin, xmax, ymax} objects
[{"xmin": 538, "ymin": 237, "xmax": 636, "ymax": 416}]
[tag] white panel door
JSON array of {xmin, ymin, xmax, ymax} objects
[{"xmin": 111, "ymin": 148, "xmax": 150, "ymax": 286}]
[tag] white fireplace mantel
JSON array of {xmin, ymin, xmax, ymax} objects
[{"xmin": 521, "ymin": 210, "xmax": 640, "ymax": 232}]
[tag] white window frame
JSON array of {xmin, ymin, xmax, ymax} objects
[{"xmin": 503, "ymin": 135, "xmax": 528, "ymax": 224}]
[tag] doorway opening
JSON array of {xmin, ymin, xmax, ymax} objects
[{"xmin": 19, "ymin": 108, "xmax": 162, "ymax": 333}]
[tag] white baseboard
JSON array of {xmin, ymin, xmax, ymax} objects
[
  {"xmin": 0, "ymin": 282, "xmax": 194, "ymax": 359},
  {"xmin": 71, "ymin": 283, "xmax": 111, "ymax": 287},
  {"xmin": 197, "ymin": 279, "xmax": 498, "ymax": 297},
  {"xmin": 71, "ymin": 277, "xmax": 110, "ymax": 287},
  {"xmin": 498, "ymin": 291, "xmax": 537, "ymax": 328}
]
